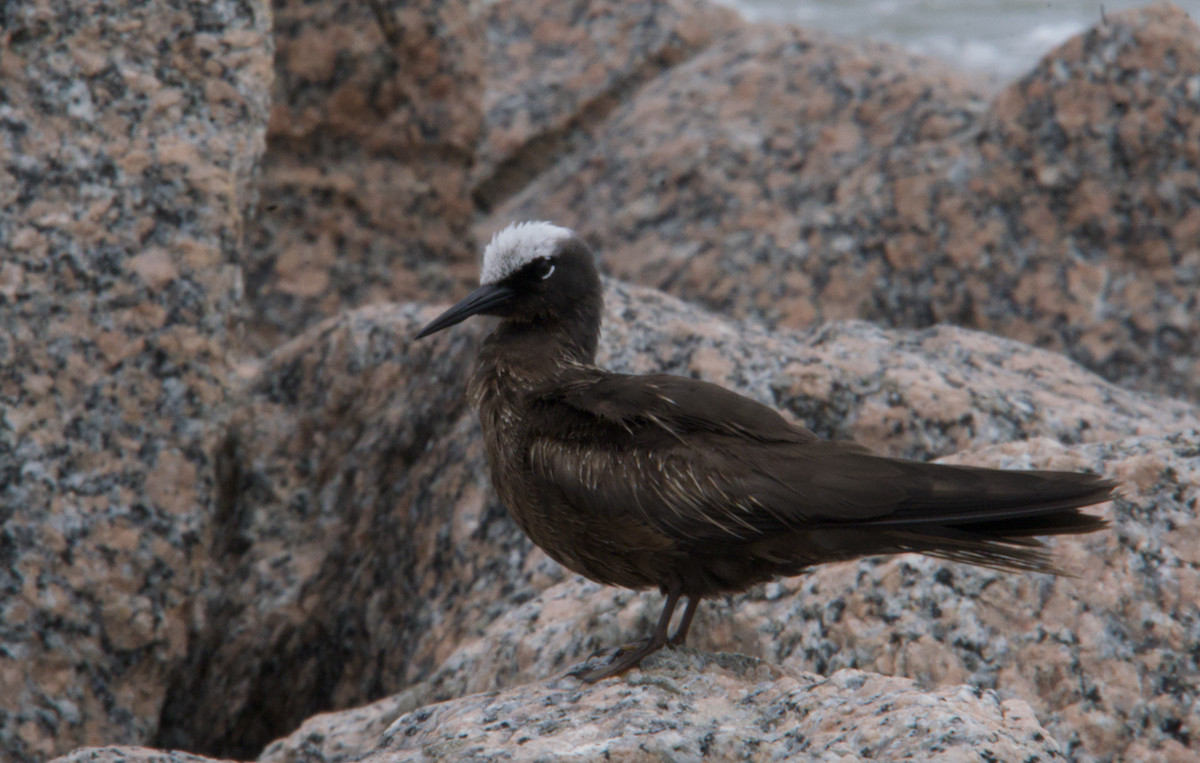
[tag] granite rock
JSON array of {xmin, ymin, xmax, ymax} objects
[
  {"xmin": 242, "ymin": 0, "xmax": 484, "ymax": 353},
  {"xmin": 0, "ymin": 2, "xmax": 271, "ymax": 761},
  {"xmin": 949, "ymin": 2, "xmax": 1200, "ymax": 402},
  {"xmin": 51, "ymin": 749, "xmax": 234, "ymax": 763},
  {"xmin": 374, "ymin": 661, "xmax": 1063, "ymax": 763},
  {"xmin": 52, "ymin": 665, "xmax": 1067, "ymax": 763},
  {"xmin": 160, "ymin": 280, "xmax": 1198, "ymax": 760},
  {"xmin": 257, "ymin": 689, "xmax": 427, "ymax": 763},
  {"xmin": 474, "ymin": 0, "xmax": 743, "ymax": 209},
  {"xmin": 489, "ymin": 3, "xmax": 1200, "ymax": 401}
]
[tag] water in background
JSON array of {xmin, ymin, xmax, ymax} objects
[{"xmin": 722, "ymin": 0, "xmax": 1197, "ymax": 78}]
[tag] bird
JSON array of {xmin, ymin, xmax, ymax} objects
[{"xmin": 416, "ymin": 221, "xmax": 1116, "ymax": 683}]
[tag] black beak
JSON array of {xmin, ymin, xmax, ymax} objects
[{"xmin": 416, "ymin": 283, "xmax": 515, "ymax": 338}]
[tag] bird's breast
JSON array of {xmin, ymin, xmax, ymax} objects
[{"xmin": 469, "ymin": 364, "xmax": 540, "ymax": 520}]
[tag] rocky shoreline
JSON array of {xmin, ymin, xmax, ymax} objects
[{"xmin": 3, "ymin": 1, "xmax": 1198, "ymax": 762}]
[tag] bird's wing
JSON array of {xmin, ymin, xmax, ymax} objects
[
  {"xmin": 527, "ymin": 372, "xmax": 912, "ymax": 541},
  {"xmin": 544, "ymin": 372, "xmax": 820, "ymax": 444},
  {"xmin": 528, "ymin": 371, "xmax": 1114, "ymax": 547}
]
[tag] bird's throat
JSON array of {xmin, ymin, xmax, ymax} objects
[{"xmin": 492, "ymin": 297, "xmax": 602, "ymax": 368}]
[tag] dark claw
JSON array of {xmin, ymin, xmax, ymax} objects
[{"xmin": 568, "ymin": 638, "xmax": 668, "ymax": 682}]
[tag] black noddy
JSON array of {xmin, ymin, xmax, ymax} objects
[{"xmin": 417, "ymin": 221, "xmax": 1116, "ymax": 682}]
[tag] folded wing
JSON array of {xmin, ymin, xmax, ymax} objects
[{"xmin": 528, "ymin": 371, "xmax": 1114, "ymax": 573}]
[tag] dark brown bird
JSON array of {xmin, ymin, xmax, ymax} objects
[{"xmin": 417, "ymin": 221, "xmax": 1116, "ymax": 682}]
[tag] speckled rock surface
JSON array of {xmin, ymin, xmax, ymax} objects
[
  {"xmin": 242, "ymin": 0, "xmax": 483, "ymax": 353},
  {"xmin": 263, "ymin": 659, "xmax": 1062, "ymax": 763},
  {"xmin": 0, "ymin": 2, "xmax": 271, "ymax": 761},
  {"xmin": 383, "ymin": 661, "xmax": 1063, "ymax": 763},
  {"xmin": 159, "ymin": 280, "xmax": 1199, "ymax": 761},
  {"xmin": 948, "ymin": 2, "xmax": 1200, "ymax": 402},
  {"xmin": 257, "ymin": 689, "xmax": 426, "ymax": 763},
  {"xmin": 474, "ymin": 0, "xmax": 742, "ymax": 208},
  {"xmin": 50, "ymin": 666, "xmax": 1066, "ymax": 763},
  {"xmin": 489, "ymin": 3, "xmax": 1200, "ymax": 401},
  {"xmin": 50, "ymin": 749, "xmax": 234, "ymax": 763}
]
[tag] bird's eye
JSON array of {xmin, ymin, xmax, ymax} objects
[{"xmin": 538, "ymin": 261, "xmax": 555, "ymax": 280}]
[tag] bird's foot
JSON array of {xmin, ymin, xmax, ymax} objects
[
  {"xmin": 581, "ymin": 637, "xmax": 648, "ymax": 662},
  {"xmin": 568, "ymin": 637, "xmax": 667, "ymax": 683},
  {"xmin": 612, "ymin": 637, "xmax": 652, "ymax": 657}
]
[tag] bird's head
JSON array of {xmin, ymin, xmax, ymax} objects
[{"xmin": 416, "ymin": 221, "xmax": 601, "ymax": 338}]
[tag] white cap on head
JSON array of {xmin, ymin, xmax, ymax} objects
[{"xmin": 480, "ymin": 221, "xmax": 576, "ymax": 285}]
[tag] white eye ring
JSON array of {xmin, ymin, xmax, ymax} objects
[{"xmin": 541, "ymin": 263, "xmax": 555, "ymax": 280}]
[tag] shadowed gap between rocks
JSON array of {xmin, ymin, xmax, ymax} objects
[
  {"xmin": 148, "ymin": 316, "xmax": 545, "ymax": 760},
  {"xmin": 152, "ymin": 431, "xmax": 438, "ymax": 759},
  {"xmin": 154, "ymin": 614, "xmax": 353, "ymax": 761}
]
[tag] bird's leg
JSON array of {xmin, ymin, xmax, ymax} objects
[
  {"xmin": 569, "ymin": 587, "xmax": 681, "ymax": 683},
  {"xmin": 669, "ymin": 596, "xmax": 699, "ymax": 646}
]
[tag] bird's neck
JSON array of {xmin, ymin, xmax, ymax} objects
[
  {"xmin": 498, "ymin": 288, "xmax": 602, "ymax": 364},
  {"xmin": 471, "ymin": 296, "xmax": 603, "ymax": 403}
]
